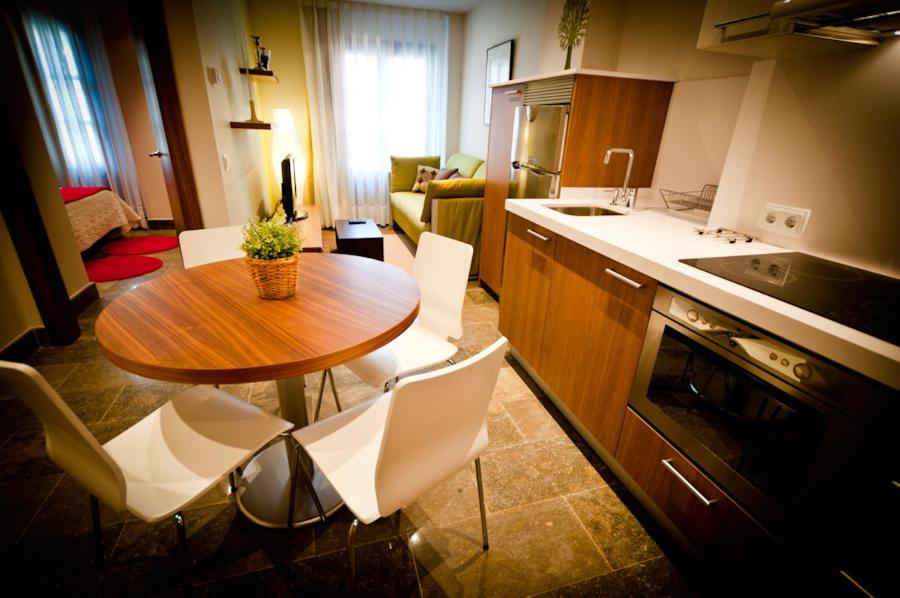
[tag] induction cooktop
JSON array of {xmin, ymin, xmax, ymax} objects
[{"xmin": 680, "ymin": 252, "xmax": 900, "ymax": 346}]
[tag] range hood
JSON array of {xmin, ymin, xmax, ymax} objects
[{"xmin": 706, "ymin": 0, "xmax": 900, "ymax": 58}]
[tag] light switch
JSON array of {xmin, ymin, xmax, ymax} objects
[
  {"xmin": 222, "ymin": 154, "xmax": 230, "ymax": 171},
  {"xmin": 207, "ymin": 67, "xmax": 221, "ymax": 85}
]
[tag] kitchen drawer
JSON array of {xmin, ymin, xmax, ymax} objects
[
  {"xmin": 499, "ymin": 215, "xmax": 558, "ymax": 371},
  {"xmin": 616, "ymin": 408, "xmax": 786, "ymax": 574}
]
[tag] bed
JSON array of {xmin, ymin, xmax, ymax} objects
[{"xmin": 61, "ymin": 187, "xmax": 142, "ymax": 252}]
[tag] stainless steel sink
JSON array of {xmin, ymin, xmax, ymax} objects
[{"xmin": 546, "ymin": 205, "xmax": 625, "ymax": 216}]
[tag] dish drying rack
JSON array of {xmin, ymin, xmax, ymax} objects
[{"xmin": 660, "ymin": 184, "xmax": 717, "ymax": 212}]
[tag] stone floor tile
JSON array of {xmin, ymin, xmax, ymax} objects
[
  {"xmin": 537, "ymin": 555, "xmax": 696, "ymax": 597},
  {"xmin": 34, "ymin": 362, "xmax": 78, "ymax": 388},
  {"xmin": 101, "ymin": 501, "xmax": 316, "ymax": 592},
  {"xmin": 206, "ymin": 535, "xmax": 419, "ymax": 597},
  {"xmin": 58, "ymin": 357, "xmax": 140, "ymax": 392},
  {"xmin": 413, "ymin": 497, "xmax": 610, "ymax": 597},
  {"xmin": 492, "ymin": 363, "xmax": 535, "ymax": 403},
  {"xmin": 0, "ymin": 397, "xmax": 41, "ymax": 435},
  {"xmin": 504, "ymin": 397, "xmax": 567, "ymax": 441},
  {"xmin": 58, "ymin": 385, "xmax": 124, "ymax": 424},
  {"xmin": 461, "ymin": 321, "xmax": 501, "ymax": 354},
  {"xmin": 22, "ymin": 475, "xmax": 134, "ymax": 539},
  {"xmin": 3, "ymin": 522, "xmax": 124, "ymax": 596},
  {"xmin": 485, "ymin": 412, "xmax": 526, "ymax": 452},
  {"xmin": 566, "ymin": 486, "xmax": 663, "ymax": 570},
  {"xmin": 0, "ymin": 431, "xmax": 59, "ymax": 481},
  {"xmin": 401, "ymin": 466, "xmax": 483, "ymax": 529},
  {"xmin": 479, "ymin": 438, "xmax": 606, "ymax": 513},
  {"xmin": 0, "ymin": 473, "xmax": 61, "ymax": 546},
  {"xmin": 101, "ymin": 380, "xmax": 188, "ymax": 421}
]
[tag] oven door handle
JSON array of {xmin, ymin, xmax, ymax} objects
[{"xmin": 661, "ymin": 459, "xmax": 717, "ymax": 506}]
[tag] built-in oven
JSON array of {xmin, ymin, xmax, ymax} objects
[{"xmin": 628, "ymin": 287, "xmax": 897, "ymax": 592}]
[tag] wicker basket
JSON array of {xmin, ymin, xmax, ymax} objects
[{"xmin": 246, "ymin": 254, "xmax": 299, "ymax": 299}]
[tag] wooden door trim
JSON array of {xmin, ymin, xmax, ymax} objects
[
  {"xmin": 0, "ymin": 114, "xmax": 80, "ymax": 346},
  {"xmin": 127, "ymin": 0, "xmax": 203, "ymax": 231}
]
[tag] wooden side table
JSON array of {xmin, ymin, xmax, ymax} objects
[{"xmin": 335, "ymin": 218, "xmax": 384, "ymax": 261}]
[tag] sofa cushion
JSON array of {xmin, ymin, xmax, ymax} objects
[
  {"xmin": 445, "ymin": 153, "xmax": 484, "ymax": 178},
  {"xmin": 389, "ymin": 191, "xmax": 429, "ymax": 244},
  {"xmin": 411, "ymin": 164, "xmax": 439, "ymax": 192},
  {"xmin": 390, "ymin": 155, "xmax": 439, "ymax": 193},
  {"xmin": 421, "ymin": 178, "xmax": 486, "ymax": 223},
  {"xmin": 472, "ymin": 163, "xmax": 486, "ymax": 179}
]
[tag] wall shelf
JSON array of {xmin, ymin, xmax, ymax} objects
[
  {"xmin": 230, "ymin": 121, "xmax": 272, "ymax": 130},
  {"xmin": 239, "ymin": 67, "xmax": 278, "ymax": 82}
]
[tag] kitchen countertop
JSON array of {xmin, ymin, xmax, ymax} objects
[{"xmin": 505, "ymin": 198, "xmax": 900, "ymax": 391}]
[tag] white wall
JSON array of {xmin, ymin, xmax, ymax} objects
[
  {"xmin": 711, "ymin": 41, "xmax": 900, "ymax": 276},
  {"xmin": 458, "ymin": 0, "xmax": 548, "ymax": 158},
  {"xmin": 164, "ymin": 0, "xmax": 269, "ymax": 227},
  {"xmin": 191, "ymin": 0, "xmax": 269, "ymax": 225},
  {"xmin": 445, "ymin": 12, "xmax": 465, "ymax": 157},
  {"xmin": 650, "ymin": 75, "xmax": 748, "ymax": 201}
]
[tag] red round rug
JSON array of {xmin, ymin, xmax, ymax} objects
[
  {"xmin": 101, "ymin": 235, "xmax": 179, "ymax": 255},
  {"xmin": 85, "ymin": 255, "xmax": 163, "ymax": 282}
]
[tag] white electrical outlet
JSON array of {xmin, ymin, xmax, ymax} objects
[{"xmin": 758, "ymin": 203, "xmax": 811, "ymax": 237}]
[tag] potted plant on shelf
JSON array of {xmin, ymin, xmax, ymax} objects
[{"xmin": 241, "ymin": 208, "xmax": 303, "ymax": 299}]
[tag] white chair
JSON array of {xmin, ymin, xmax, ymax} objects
[
  {"xmin": 314, "ymin": 232, "xmax": 473, "ymax": 421},
  {"xmin": 178, "ymin": 225, "xmax": 245, "ymax": 269},
  {"xmin": 0, "ymin": 360, "xmax": 292, "ymax": 593},
  {"xmin": 292, "ymin": 337, "xmax": 508, "ymax": 578}
]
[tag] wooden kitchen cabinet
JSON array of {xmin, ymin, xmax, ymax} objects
[
  {"xmin": 539, "ymin": 237, "xmax": 656, "ymax": 453},
  {"xmin": 616, "ymin": 408, "xmax": 788, "ymax": 576},
  {"xmin": 499, "ymin": 216, "xmax": 656, "ymax": 454},
  {"xmin": 560, "ymin": 75, "xmax": 673, "ymax": 188},
  {"xmin": 479, "ymin": 74, "xmax": 673, "ymax": 296},
  {"xmin": 479, "ymin": 84, "xmax": 523, "ymax": 295},
  {"xmin": 498, "ymin": 214, "xmax": 557, "ymax": 371}
]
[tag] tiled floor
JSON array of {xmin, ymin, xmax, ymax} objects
[{"xmin": 0, "ymin": 228, "xmax": 705, "ymax": 596}]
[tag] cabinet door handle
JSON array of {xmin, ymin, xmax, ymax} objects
[
  {"xmin": 661, "ymin": 459, "xmax": 716, "ymax": 506},
  {"xmin": 605, "ymin": 268, "xmax": 644, "ymax": 289},
  {"xmin": 526, "ymin": 228, "xmax": 550, "ymax": 242}
]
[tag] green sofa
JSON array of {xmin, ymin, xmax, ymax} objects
[{"xmin": 389, "ymin": 153, "xmax": 486, "ymax": 275}]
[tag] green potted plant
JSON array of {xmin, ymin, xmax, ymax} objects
[{"xmin": 241, "ymin": 208, "xmax": 303, "ymax": 299}]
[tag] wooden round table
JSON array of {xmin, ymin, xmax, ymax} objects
[{"xmin": 96, "ymin": 253, "xmax": 419, "ymax": 528}]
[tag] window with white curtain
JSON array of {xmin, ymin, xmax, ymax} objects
[
  {"xmin": 301, "ymin": 2, "xmax": 449, "ymax": 225},
  {"xmin": 26, "ymin": 14, "xmax": 108, "ymax": 184}
]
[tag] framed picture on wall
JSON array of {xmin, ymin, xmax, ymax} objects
[{"xmin": 483, "ymin": 39, "xmax": 514, "ymax": 125}]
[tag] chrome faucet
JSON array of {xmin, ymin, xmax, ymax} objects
[{"xmin": 603, "ymin": 148, "xmax": 635, "ymax": 208}]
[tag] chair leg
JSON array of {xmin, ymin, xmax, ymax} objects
[
  {"xmin": 173, "ymin": 512, "xmax": 192, "ymax": 595},
  {"xmin": 447, "ymin": 357, "xmax": 455, "ymax": 365},
  {"xmin": 287, "ymin": 439, "xmax": 327, "ymax": 527},
  {"xmin": 90, "ymin": 495, "xmax": 104, "ymax": 567},
  {"xmin": 348, "ymin": 518, "xmax": 359, "ymax": 581},
  {"xmin": 314, "ymin": 369, "xmax": 343, "ymax": 422},
  {"xmin": 474, "ymin": 458, "xmax": 489, "ymax": 550},
  {"xmin": 228, "ymin": 472, "xmax": 237, "ymax": 494},
  {"xmin": 327, "ymin": 368, "xmax": 342, "ymax": 413},
  {"xmin": 314, "ymin": 370, "xmax": 327, "ymax": 422}
]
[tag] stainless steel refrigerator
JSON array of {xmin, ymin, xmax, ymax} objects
[{"xmin": 509, "ymin": 104, "xmax": 568, "ymax": 199}]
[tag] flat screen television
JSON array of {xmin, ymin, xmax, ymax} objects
[{"xmin": 280, "ymin": 154, "xmax": 307, "ymax": 223}]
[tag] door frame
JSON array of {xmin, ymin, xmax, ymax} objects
[{"xmin": 127, "ymin": 0, "xmax": 203, "ymax": 232}]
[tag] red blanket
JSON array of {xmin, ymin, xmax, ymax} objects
[{"xmin": 60, "ymin": 186, "xmax": 109, "ymax": 204}]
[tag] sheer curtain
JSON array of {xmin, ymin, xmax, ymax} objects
[
  {"xmin": 20, "ymin": 7, "xmax": 146, "ymax": 225},
  {"xmin": 301, "ymin": 1, "xmax": 448, "ymax": 225}
]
